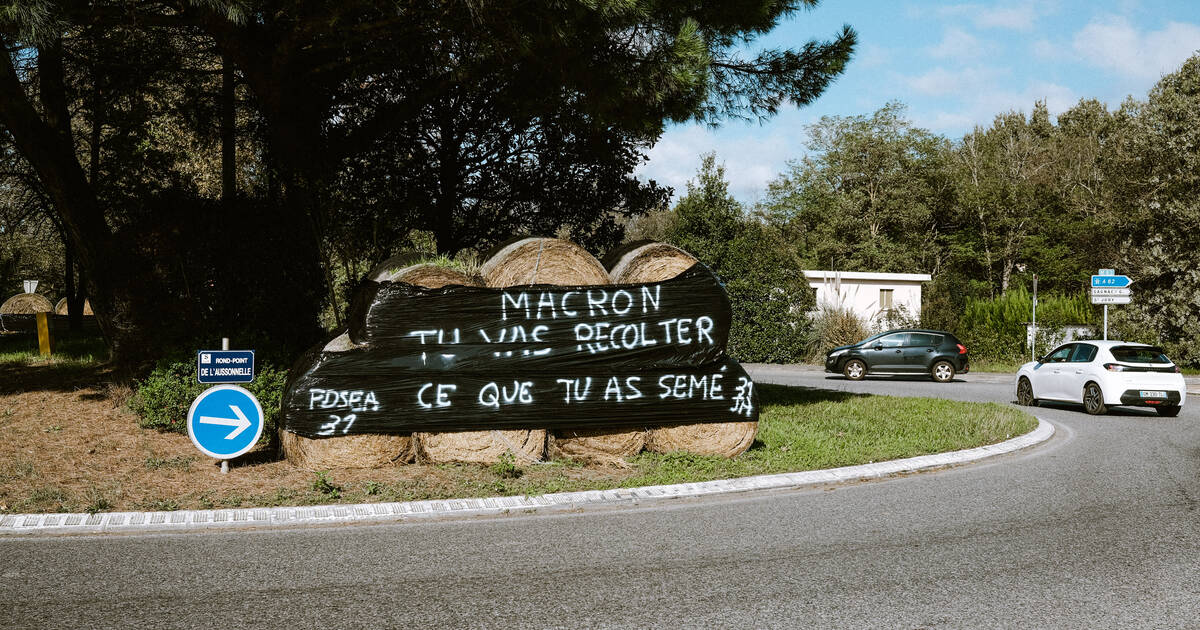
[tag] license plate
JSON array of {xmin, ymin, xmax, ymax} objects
[{"xmin": 1140, "ymin": 390, "xmax": 1167, "ymax": 398}]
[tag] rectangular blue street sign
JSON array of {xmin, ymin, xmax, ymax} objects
[
  {"xmin": 1091, "ymin": 275, "xmax": 1132, "ymax": 288},
  {"xmin": 197, "ymin": 350, "xmax": 255, "ymax": 383},
  {"xmin": 1098, "ymin": 268, "xmax": 1115, "ymax": 276}
]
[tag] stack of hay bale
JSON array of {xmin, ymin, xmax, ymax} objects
[
  {"xmin": 53, "ymin": 298, "xmax": 93, "ymax": 316},
  {"xmin": 280, "ymin": 238, "xmax": 756, "ymax": 470},
  {"xmin": 0, "ymin": 292, "xmax": 54, "ymax": 333},
  {"xmin": 0, "ymin": 293, "xmax": 53, "ymax": 315}
]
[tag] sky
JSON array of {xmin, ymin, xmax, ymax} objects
[{"xmin": 636, "ymin": 0, "xmax": 1200, "ymax": 203}]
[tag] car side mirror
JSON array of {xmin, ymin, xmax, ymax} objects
[
  {"xmin": 1036, "ymin": 356, "xmax": 1046, "ymax": 363},
  {"xmin": 872, "ymin": 343, "xmax": 883, "ymax": 351}
]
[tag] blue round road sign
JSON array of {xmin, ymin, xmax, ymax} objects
[{"xmin": 187, "ymin": 385, "xmax": 264, "ymax": 459}]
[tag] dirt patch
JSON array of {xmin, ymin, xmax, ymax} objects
[{"xmin": 0, "ymin": 362, "xmax": 636, "ymax": 514}]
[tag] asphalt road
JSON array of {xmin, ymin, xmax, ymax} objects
[{"xmin": 4, "ymin": 368, "xmax": 1200, "ymax": 629}]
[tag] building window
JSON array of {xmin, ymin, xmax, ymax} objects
[{"xmin": 879, "ymin": 288, "xmax": 894, "ymax": 311}]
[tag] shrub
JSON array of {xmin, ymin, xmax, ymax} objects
[
  {"xmin": 806, "ymin": 304, "xmax": 870, "ymax": 362},
  {"xmin": 128, "ymin": 353, "xmax": 289, "ymax": 445},
  {"xmin": 957, "ymin": 288, "xmax": 1095, "ymax": 362}
]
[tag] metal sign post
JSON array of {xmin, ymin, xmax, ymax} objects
[
  {"xmin": 1091, "ymin": 271, "xmax": 1132, "ymax": 341},
  {"xmin": 192, "ymin": 338, "xmax": 258, "ymax": 474},
  {"xmin": 1031, "ymin": 274, "xmax": 1038, "ymax": 360}
]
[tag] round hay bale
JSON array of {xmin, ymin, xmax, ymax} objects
[
  {"xmin": 480, "ymin": 237, "xmax": 609, "ymax": 287},
  {"xmin": 548, "ymin": 427, "xmax": 646, "ymax": 465},
  {"xmin": 606, "ymin": 241, "xmax": 699, "ymax": 283},
  {"xmin": 280, "ymin": 428, "xmax": 415, "ymax": 471},
  {"xmin": 375, "ymin": 263, "xmax": 475, "ymax": 287},
  {"xmin": 643, "ymin": 421, "xmax": 758, "ymax": 459},
  {"xmin": 610, "ymin": 242, "xmax": 757, "ymax": 458},
  {"xmin": 0, "ymin": 293, "xmax": 53, "ymax": 315},
  {"xmin": 415, "ymin": 429, "xmax": 548, "ymax": 465},
  {"xmin": 53, "ymin": 297, "xmax": 94, "ymax": 316},
  {"xmin": 480, "ymin": 238, "xmax": 644, "ymax": 462}
]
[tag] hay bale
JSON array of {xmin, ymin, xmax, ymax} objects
[
  {"xmin": 281, "ymin": 262, "xmax": 484, "ymax": 470},
  {"xmin": 1, "ymin": 293, "xmax": 53, "ymax": 315},
  {"xmin": 609, "ymin": 242, "xmax": 757, "ymax": 458},
  {"xmin": 643, "ymin": 421, "xmax": 759, "ymax": 459},
  {"xmin": 280, "ymin": 428, "xmax": 415, "ymax": 471},
  {"xmin": 480, "ymin": 237, "xmax": 609, "ymax": 287},
  {"xmin": 53, "ymin": 297, "xmax": 94, "ymax": 316},
  {"xmin": 548, "ymin": 427, "xmax": 646, "ymax": 465},
  {"xmin": 481, "ymin": 238, "xmax": 645, "ymax": 462},
  {"xmin": 606, "ymin": 241, "xmax": 699, "ymax": 283},
  {"xmin": 369, "ymin": 256, "xmax": 479, "ymax": 285},
  {"xmin": 415, "ymin": 429, "xmax": 548, "ymax": 465}
]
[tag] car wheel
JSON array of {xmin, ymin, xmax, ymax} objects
[
  {"xmin": 1016, "ymin": 377, "xmax": 1037, "ymax": 406},
  {"xmin": 1083, "ymin": 382, "xmax": 1107, "ymax": 415},
  {"xmin": 931, "ymin": 360, "xmax": 955, "ymax": 383},
  {"xmin": 843, "ymin": 359, "xmax": 866, "ymax": 381},
  {"xmin": 1156, "ymin": 405, "xmax": 1181, "ymax": 417}
]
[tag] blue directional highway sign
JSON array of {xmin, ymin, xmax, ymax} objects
[
  {"xmin": 1091, "ymin": 274, "xmax": 1132, "ymax": 288},
  {"xmin": 187, "ymin": 385, "xmax": 264, "ymax": 460},
  {"xmin": 197, "ymin": 350, "xmax": 255, "ymax": 383}
]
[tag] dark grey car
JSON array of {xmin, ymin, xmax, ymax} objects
[{"xmin": 824, "ymin": 329, "xmax": 970, "ymax": 383}]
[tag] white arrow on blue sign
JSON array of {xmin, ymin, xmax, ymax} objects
[
  {"xmin": 1091, "ymin": 274, "xmax": 1132, "ymax": 288},
  {"xmin": 187, "ymin": 385, "xmax": 264, "ymax": 460}
]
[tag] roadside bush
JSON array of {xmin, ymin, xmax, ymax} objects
[
  {"xmin": 128, "ymin": 354, "xmax": 289, "ymax": 445},
  {"xmin": 805, "ymin": 304, "xmax": 870, "ymax": 362},
  {"xmin": 957, "ymin": 288, "xmax": 1095, "ymax": 362}
]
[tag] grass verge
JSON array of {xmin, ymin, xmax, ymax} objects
[
  {"xmin": 0, "ymin": 332, "xmax": 108, "ymax": 366},
  {"xmin": 0, "ymin": 373, "xmax": 1036, "ymax": 513}
]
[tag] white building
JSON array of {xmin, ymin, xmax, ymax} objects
[{"xmin": 802, "ymin": 270, "xmax": 932, "ymax": 324}]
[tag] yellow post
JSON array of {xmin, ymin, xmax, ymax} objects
[{"xmin": 36, "ymin": 312, "xmax": 53, "ymax": 356}]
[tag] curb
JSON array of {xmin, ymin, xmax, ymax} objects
[{"xmin": 0, "ymin": 419, "xmax": 1054, "ymax": 537}]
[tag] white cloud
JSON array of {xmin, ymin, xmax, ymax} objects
[
  {"xmin": 905, "ymin": 73, "xmax": 1077, "ymax": 136},
  {"xmin": 906, "ymin": 66, "xmax": 1007, "ymax": 97},
  {"xmin": 1072, "ymin": 17, "xmax": 1200, "ymax": 81},
  {"xmin": 927, "ymin": 27, "xmax": 986, "ymax": 59},
  {"xmin": 854, "ymin": 43, "xmax": 892, "ymax": 69},
  {"xmin": 637, "ymin": 125, "xmax": 804, "ymax": 202},
  {"xmin": 935, "ymin": 2, "xmax": 1040, "ymax": 31},
  {"xmin": 1031, "ymin": 38, "xmax": 1058, "ymax": 60}
]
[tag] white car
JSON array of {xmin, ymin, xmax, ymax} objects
[{"xmin": 1015, "ymin": 340, "xmax": 1185, "ymax": 416}]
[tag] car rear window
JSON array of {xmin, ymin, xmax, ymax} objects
[
  {"xmin": 1110, "ymin": 346, "xmax": 1172, "ymax": 364},
  {"xmin": 1070, "ymin": 344, "xmax": 1098, "ymax": 362},
  {"xmin": 908, "ymin": 333, "xmax": 943, "ymax": 347}
]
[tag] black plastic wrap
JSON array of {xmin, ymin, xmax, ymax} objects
[
  {"xmin": 282, "ymin": 262, "xmax": 758, "ymax": 437},
  {"xmin": 346, "ymin": 263, "xmax": 731, "ymax": 369},
  {"xmin": 283, "ymin": 356, "xmax": 757, "ymax": 437}
]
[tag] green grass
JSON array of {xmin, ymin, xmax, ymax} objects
[
  {"xmin": 0, "ymin": 332, "xmax": 108, "ymax": 365},
  {"xmin": 968, "ymin": 358, "xmax": 1029, "ymax": 373}
]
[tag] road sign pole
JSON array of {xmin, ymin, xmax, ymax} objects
[
  {"xmin": 220, "ymin": 337, "xmax": 230, "ymax": 474},
  {"xmin": 1103, "ymin": 305, "xmax": 1108, "ymax": 341},
  {"xmin": 1031, "ymin": 274, "xmax": 1038, "ymax": 361}
]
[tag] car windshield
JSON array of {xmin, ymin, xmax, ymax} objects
[{"xmin": 1110, "ymin": 346, "xmax": 1172, "ymax": 364}]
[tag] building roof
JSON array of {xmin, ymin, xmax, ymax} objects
[{"xmin": 802, "ymin": 270, "xmax": 932, "ymax": 283}]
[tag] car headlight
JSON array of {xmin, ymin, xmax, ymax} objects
[{"xmin": 829, "ymin": 349, "xmax": 847, "ymax": 358}]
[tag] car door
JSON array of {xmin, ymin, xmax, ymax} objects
[
  {"xmin": 862, "ymin": 332, "xmax": 908, "ymax": 372},
  {"xmin": 1039, "ymin": 344, "xmax": 1076, "ymax": 400},
  {"xmin": 903, "ymin": 333, "xmax": 942, "ymax": 372},
  {"xmin": 1063, "ymin": 343, "xmax": 1099, "ymax": 402}
]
